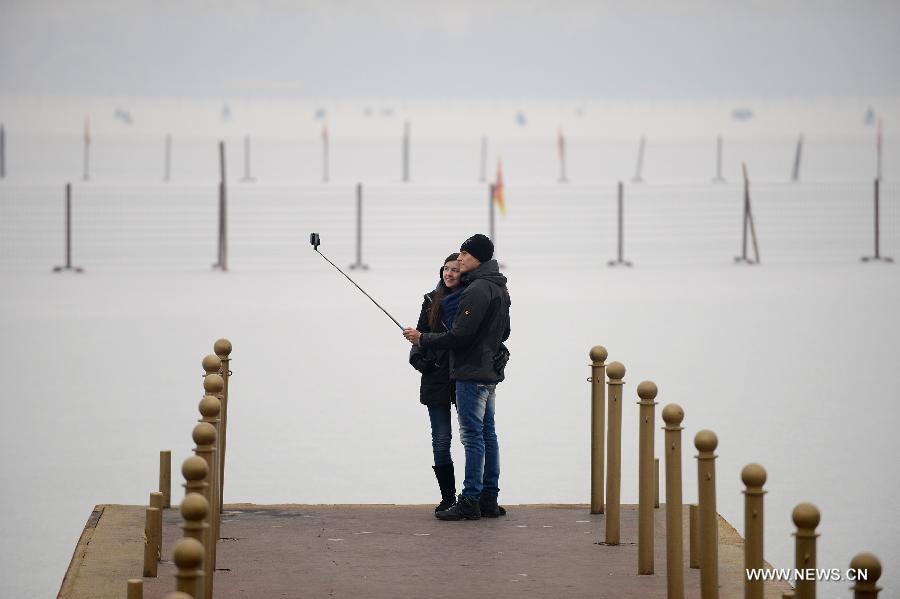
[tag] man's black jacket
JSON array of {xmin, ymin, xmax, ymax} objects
[{"xmin": 420, "ymin": 260, "xmax": 510, "ymax": 383}]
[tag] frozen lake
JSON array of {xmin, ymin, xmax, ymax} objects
[{"xmin": 0, "ymin": 97, "xmax": 898, "ymax": 598}]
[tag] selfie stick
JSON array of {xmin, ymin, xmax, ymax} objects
[{"xmin": 309, "ymin": 232, "xmax": 403, "ymax": 330}]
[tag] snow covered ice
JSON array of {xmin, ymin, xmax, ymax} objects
[{"xmin": 0, "ymin": 97, "xmax": 898, "ymax": 598}]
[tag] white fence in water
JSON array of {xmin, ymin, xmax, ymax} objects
[{"xmin": 0, "ymin": 179, "xmax": 896, "ymax": 273}]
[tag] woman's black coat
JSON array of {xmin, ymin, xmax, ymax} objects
[{"xmin": 409, "ymin": 289, "xmax": 456, "ymax": 406}]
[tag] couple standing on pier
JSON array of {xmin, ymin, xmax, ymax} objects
[{"xmin": 402, "ymin": 234, "xmax": 511, "ymax": 521}]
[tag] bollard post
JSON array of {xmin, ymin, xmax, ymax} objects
[
  {"xmin": 604, "ymin": 361, "xmax": 625, "ymax": 545},
  {"xmin": 850, "ymin": 552, "xmax": 882, "ymax": 598},
  {"xmin": 142, "ymin": 506, "xmax": 160, "ymax": 577},
  {"xmin": 213, "ymin": 141, "xmax": 228, "ymax": 271},
  {"xmin": 662, "ymin": 403, "xmax": 685, "ymax": 599},
  {"xmin": 696, "ymin": 430, "xmax": 719, "ymax": 599},
  {"xmin": 654, "ymin": 457, "xmax": 660, "ymax": 508},
  {"xmin": 742, "ymin": 464, "xmax": 767, "ymax": 599},
  {"xmin": 198, "ymin": 394, "xmax": 222, "ymax": 548},
  {"xmin": 127, "ymin": 578, "xmax": 142, "ymax": 599},
  {"xmin": 214, "ymin": 337, "xmax": 233, "ymax": 509},
  {"xmin": 181, "ymin": 493, "xmax": 210, "ymax": 555},
  {"xmin": 150, "ymin": 491, "xmax": 164, "ymax": 562},
  {"xmin": 690, "ymin": 504, "xmax": 700, "ymax": 569},
  {"xmin": 202, "ymin": 372, "xmax": 225, "ymax": 512},
  {"xmin": 637, "ymin": 380, "xmax": 658, "ymax": 575},
  {"xmin": 182, "ymin": 456, "xmax": 209, "ymax": 599},
  {"xmin": 792, "ymin": 503, "xmax": 820, "ymax": 599},
  {"xmin": 173, "ymin": 537, "xmax": 204, "ymax": 599},
  {"xmin": 193, "ymin": 423, "xmax": 218, "ymax": 599},
  {"xmin": 160, "ymin": 451, "xmax": 171, "ymax": 508},
  {"xmin": 164, "ymin": 594, "xmax": 194, "ymax": 599},
  {"xmin": 589, "ymin": 346, "xmax": 607, "ymax": 514}
]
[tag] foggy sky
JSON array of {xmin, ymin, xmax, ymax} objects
[{"xmin": 1, "ymin": 0, "xmax": 898, "ymax": 100}]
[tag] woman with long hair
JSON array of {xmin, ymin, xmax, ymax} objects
[{"xmin": 409, "ymin": 252, "xmax": 462, "ymax": 512}]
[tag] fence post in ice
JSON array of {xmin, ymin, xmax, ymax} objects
[
  {"xmin": 160, "ymin": 450, "xmax": 172, "ymax": 508},
  {"xmin": 557, "ymin": 128, "xmax": 568, "ymax": 183},
  {"xmin": 479, "ymin": 137, "xmax": 487, "ymax": 182},
  {"xmin": 791, "ymin": 134, "xmax": 803, "ymax": 182},
  {"xmin": 488, "ymin": 183, "xmax": 496, "ymax": 244},
  {"xmin": 734, "ymin": 163, "xmax": 760, "ymax": 265},
  {"xmin": 850, "ymin": 552, "xmax": 882, "ymax": 598},
  {"xmin": 792, "ymin": 503, "xmax": 820, "ymax": 599},
  {"xmin": 604, "ymin": 361, "xmax": 625, "ymax": 545},
  {"xmin": 213, "ymin": 142, "xmax": 228, "ymax": 271},
  {"xmin": 173, "ymin": 537, "xmax": 204, "ymax": 599},
  {"xmin": 637, "ymin": 380, "xmax": 658, "ymax": 575},
  {"xmin": 589, "ymin": 346, "xmax": 607, "ymax": 514},
  {"xmin": 349, "ymin": 183, "xmax": 369, "ymax": 270},
  {"xmin": 241, "ymin": 135, "xmax": 255, "ymax": 182},
  {"xmin": 742, "ymin": 463, "xmax": 767, "ymax": 599},
  {"xmin": 662, "ymin": 403, "xmax": 685, "ymax": 599},
  {"xmin": 53, "ymin": 183, "xmax": 84, "ymax": 273},
  {"xmin": 608, "ymin": 181, "xmax": 633, "ymax": 267},
  {"xmin": 214, "ymin": 338, "xmax": 233, "ymax": 509},
  {"xmin": 876, "ymin": 119, "xmax": 883, "ymax": 181},
  {"xmin": 164, "ymin": 135, "xmax": 172, "ymax": 181},
  {"xmin": 861, "ymin": 178, "xmax": 894, "ymax": 263},
  {"xmin": 632, "ymin": 137, "xmax": 645, "ymax": 183},
  {"xmin": 713, "ymin": 135, "xmax": 726, "ymax": 183},
  {"xmin": 0, "ymin": 123, "xmax": 5, "ymax": 179},
  {"xmin": 695, "ymin": 429, "xmax": 719, "ymax": 599},
  {"xmin": 82, "ymin": 117, "xmax": 91, "ymax": 181},
  {"xmin": 402, "ymin": 121, "xmax": 410, "ymax": 182}
]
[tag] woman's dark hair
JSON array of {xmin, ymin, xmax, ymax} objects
[{"xmin": 428, "ymin": 253, "xmax": 460, "ymax": 331}]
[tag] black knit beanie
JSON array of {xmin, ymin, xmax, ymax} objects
[{"xmin": 459, "ymin": 234, "xmax": 494, "ymax": 263}]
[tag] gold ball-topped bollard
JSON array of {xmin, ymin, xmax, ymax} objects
[
  {"xmin": 214, "ymin": 338, "xmax": 232, "ymax": 358},
  {"xmin": 212, "ymin": 339, "xmax": 232, "ymax": 515},
  {"xmin": 203, "ymin": 374, "xmax": 224, "ymax": 397},
  {"xmin": 589, "ymin": 345, "xmax": 607, "ymax": 515},
  {"xmin": 181, "ymin": 457, "xmax": 209, "ymax": 599},
  {"xmin": 197, "ymin": 396, "xmax": 221, "ymax": 570},
  {"xmin": 193, "ymin": 422, "xmax": 217, "ymax": 599},
  {"xmin": 661, "ymin": 403, "xmax": 685, "ymax": 599},
  {"xmin": 695, "ymin": 429, "xmax": 719, "ymax": 599},
  {"xmin": 850, "ymin": 552, "xmax": 882, "ymax": 598},
  {"xmin": 792, "ymin": 502, "xmax": 820, "ymax": 599},
  {"xmin": 201, "ymin": 354, "xmax": 221, "ymax": 376},
  {"xmin": 181, "ymin": 492, "xmax": 210, "ymax": 548},
  {"xmin": 742, "ymin": 463, "xmax": 768, "ymax": 599},
  {"xmin": 173, "ymin": 537, "xmax": 205, "ymax": 599},
  {"xmin": 604, "ymin": 361, "xmax": 625, "ymax": 545},
  {"xmin": 636, "ymin": 380, "xmax": 658, "ymax": 575}
]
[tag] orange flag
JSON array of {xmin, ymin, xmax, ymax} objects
[{"xmin": 492, "ymin": 160, "xmax": 506, "ymax": 215}]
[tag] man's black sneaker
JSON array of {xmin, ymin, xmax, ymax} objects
[{"xmin": 435, "ymin": 494, "xmax": 481, "ymax": 521}]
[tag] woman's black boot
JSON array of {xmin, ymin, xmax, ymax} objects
[{"xmin": 432, "ymin": 464, "xmax": 456, "ymax": 512}]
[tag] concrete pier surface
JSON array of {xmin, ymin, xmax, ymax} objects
[{"xmin": 58, "ymin": 503, "xmax": 791, "ymax": 598}]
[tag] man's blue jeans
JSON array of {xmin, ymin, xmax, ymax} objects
[
  {"xmin": 426, "ymin": 403, "xmax": 454, "ymax": 467},
  {"xmin": 455, "ymin": 381, "xmax": 499, "ymax": 499}
]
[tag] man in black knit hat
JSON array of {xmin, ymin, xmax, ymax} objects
[{"xmin": 404, "ymin": 234, "xmax": 511, "ymax": 520}]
